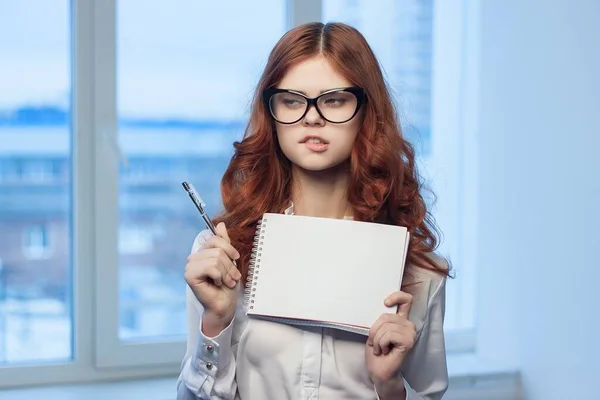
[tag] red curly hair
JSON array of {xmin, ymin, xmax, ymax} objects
[{"xmin": 214, "ymin": 22, "xmax": 449, "ymax": 283}]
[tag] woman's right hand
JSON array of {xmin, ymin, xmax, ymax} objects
[{"xmin": 185, "ymin": 222, "xmax": 241, "ymax": 335}]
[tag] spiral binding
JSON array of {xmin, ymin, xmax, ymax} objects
[{"xmin": 243, "ymin": 215, "xmax": 268, "ymax": 313}]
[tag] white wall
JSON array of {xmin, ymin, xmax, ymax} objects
[{"xmin": 475, "ymin": 0, "xmax": 600, "ymax": 399}]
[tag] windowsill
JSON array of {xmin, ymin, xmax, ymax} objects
[
  {"xmin": 0, "ymin": 353, "xmax": 521, "ymax": 400},
  {"xmin": 446, "ymin": 352, "xmax": 521, "ymax": 400},
  {"xmin": 447, "ymin": 351, "xmax": 519, "ymax": 378}
]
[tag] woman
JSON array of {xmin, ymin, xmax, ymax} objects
[{"xmin": 178, "ymin": 22, "xmax": 450, "ymax": 400}]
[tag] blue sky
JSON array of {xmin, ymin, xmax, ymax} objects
[
  {"xmin": 0, "ymin": 0, "xmax": 286, "ymax": 119},
  {"xmin": 0, "ymin": 1, "xmax": 427, "ymax": 125},
  {"xmin": 0, "ymin": 1, "xmax": 71, "ymax": 110}
]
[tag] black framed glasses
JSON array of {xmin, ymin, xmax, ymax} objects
[{"xmin": 263, "ymin": 86, "xmax": 366, "ymax": 124}]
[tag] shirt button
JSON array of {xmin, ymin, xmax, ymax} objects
[
  {"xmin": 206, "ymin": 362, "xmax": 213, "ymax": 370},
  {"xmin": 206, "ymin": 344, "xmax": 214, "ymax": 352}
]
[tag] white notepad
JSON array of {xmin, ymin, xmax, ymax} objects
[{"xmin": 243, "ymin": 213, "xmax": 410, "ymax": 336}]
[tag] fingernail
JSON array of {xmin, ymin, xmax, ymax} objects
[
  {"xmin": 235, "ymin": 252, "xmax": 240, "ymax": 260},
  {"xmin": 373, "ymin": 348, "xmax": 380, "ymax": 356},
  {"xmin": 228, "ymin": 280, "xmax": 236, "ymax": 288}
]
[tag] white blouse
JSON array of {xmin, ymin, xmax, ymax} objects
[{"xmin": 177, "ymin": 208, "xmax": 449, "ymax": 400}]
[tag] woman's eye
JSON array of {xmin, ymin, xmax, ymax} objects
[
  {"xmin": 324, "ymin": 97, "xmax": 346, "ymax": 106},
  {"xmin": 282, "ymin": 97, "xmax": 305, "ymax": 107}
]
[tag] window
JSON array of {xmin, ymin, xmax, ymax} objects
[
  {"xmin": 22, "ymin": 225, "xmax": 52, "ymax": 260},
  {"xmin": 0, "ymin": 1, "xmax": 72, "ymax": 366},
  {"xmin": 0, "ymin": 162, "xmax": 6, "ymax": 182},
  {"xmin": 18, "ymin": 160, "xmax": 57, "ymax": 183},
  {"xmin": 1, "ymin": 0, "xmax": 289, "ymax": 386},
  {"xmin": 323, "ymin": 0, "xmax": 477, "ymax": 349},
  {"xmin": 118, "ymin": 225, "xmax": 154, "ymax": 255},
  {"xmin": 0, "ymin": 0, "xmax": 474, "ymax": 389},
  {"xmin": 94, "ymin": 0, "xmax": 288, "ymax": 367},
  {"xmin": 324, "ymin": 0, "xmax": 434, "ymax": 156}
]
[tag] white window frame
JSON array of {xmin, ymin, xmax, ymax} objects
[{"xmin": 0, "ymin": 0, "xmax": 477, "ymax": 388}]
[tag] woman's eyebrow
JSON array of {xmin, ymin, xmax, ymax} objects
[{"xmin": 285, "ymin": 88, "xmax": 342, "ymax": 96}]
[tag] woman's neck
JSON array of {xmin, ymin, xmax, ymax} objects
[{"xmin": 290, "ymin": 164, "xmax": 352, "ymax": 219}]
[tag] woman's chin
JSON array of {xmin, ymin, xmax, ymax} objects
[{"xmin": 291, "ymin": 158, "xmax": 350, "ymax": 174}]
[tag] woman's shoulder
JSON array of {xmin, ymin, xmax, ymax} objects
[
  {"xmin": 402, "ymin": 252, "xmax": 448, "ymax": 330},
  {"xmin": 405, "ymin": 252, "xmax": 448, "ymax": 293}
]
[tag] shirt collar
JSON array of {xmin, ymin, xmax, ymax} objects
[{"xmin": 284, "ymin": 202, "xmax": 354, "ymax": 220}]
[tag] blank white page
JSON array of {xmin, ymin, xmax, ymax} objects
[{"xmin": 245, "ymin": 213, "xmax": 409, "ymax": 330}]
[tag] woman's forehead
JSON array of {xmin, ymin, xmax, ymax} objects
[{"xmin": 278, "ymin": 57, "xmax": 352, "ymax": 96}]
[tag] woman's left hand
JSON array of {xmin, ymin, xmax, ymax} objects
[{"xmin": 365, "ymin": 291, "xmax": 416, "ymax": 387}]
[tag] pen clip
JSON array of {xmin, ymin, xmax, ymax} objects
[{"xmin": 182, "ymin": 182, "xmax": 206, "ymax": 210}]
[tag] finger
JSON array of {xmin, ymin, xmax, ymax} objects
[
  {"xmin": 377, "ymin": 330, "xmax": 411, "ymax": 355},
  {"xmin": 402, "ymin": 319, "xmax": 417, "ymax": 336},
  {"xmin": 368, "ymin": 314, "xmax": 396, "ymax": 352},
  {"xmin": 216, "ymin": 250, "xmax": 241, "ymax": 288},
  {"xmin": 200, "ymin": 248, "xmax": 236, "ymax": 288},
  {"xmin": 185, "ymin": 262, "xmax": 223, "ymax": 287},
  {"xmin": 384, "ymin": 291, "xmax": 413, "ymax": 316},
  {"xmin": 372, "ymin": 322, "xmax": 394, "ymax": 355},
  {"xmin": 203, "ymin": 235, "xmax": 240, "ymax": 261},
  {"xmin": 379, "ymin": 321, "xmax": 416, "ymax": 354},
  {"xmin": 205, "ymin": 263, "xmax": 224, "ymax": 287},
  {"xmin": 367, "ymin": 315, "xmax": 385, "ymax": 348},
  {"xmin": 216, "ymin": 222, "xmax": 231, "ymax": 244}
]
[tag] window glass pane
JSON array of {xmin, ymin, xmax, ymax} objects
[
  {"xmin": 117, "ymin": 0, "xmax": 286, "ymax": 340},
  {"xmin": 324, "ymin": 0, "xmax": 433, "ymax": 156},
  {"xmin": 0, "ymin": 1, "xmax": 72, "ymax": 364},
  {"xmin": 323, "ymin": 0, "xmax": 472, "ymax": 332}
]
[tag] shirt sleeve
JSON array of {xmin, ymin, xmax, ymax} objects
[
  {"xmin": 372, "ymin": 277, "xmax": 448, "ymax": 400},
  {"xmin": 401, "ymin": 277, "xmax": 449, "ymax": 400},
  {"xmin": 177, "ymin": 231, "xmax": 240, "ymax": 400}
]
